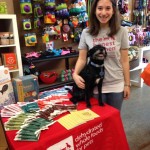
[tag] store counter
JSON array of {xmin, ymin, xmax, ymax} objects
[{"xmin": 2, "ymin": 98, "xmax": 129, "ymax": 150}]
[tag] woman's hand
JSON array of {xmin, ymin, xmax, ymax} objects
[
  {"xmin": 73, "ymin": 73, "xmax": 85, "ymax": 89},
  {"xmin": 123, "ymin": 86, "xmax": 130, "ymax": 100}
]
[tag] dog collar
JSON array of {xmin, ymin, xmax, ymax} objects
[{"xmin": 90, "ymin": 62, "xmax": 104, "ymax": 68}]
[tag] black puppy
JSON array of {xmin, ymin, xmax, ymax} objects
[{"xmin": 70, "ymin": 44, "xmax": 107, "ymax": 108}]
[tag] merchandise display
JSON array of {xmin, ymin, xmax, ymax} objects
[
  {"xmin": 17, "ymin": 0, "xmax": 88, "ymax": 91},
  {"xmin": 1, "ymin": 98, "xmax": 130, "ymax": 150},
  {"xmin": 1, "ymin": 85, "xmax": 78, "ymax": 141}
]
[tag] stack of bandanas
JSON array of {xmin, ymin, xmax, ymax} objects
[
  {"xmin": 15, "ymin": 117, "xmax": 55, "ymax": 141},
  {"xmin": 60, "ymin": 69, "xmax": 74, "ymax": 81}
]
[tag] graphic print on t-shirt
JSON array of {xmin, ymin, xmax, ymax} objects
[{"xmin": 93, "ymin": 36, "xmax": 117, "ymax": 58}]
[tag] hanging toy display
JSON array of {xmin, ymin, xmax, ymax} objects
[
  {"xmin": 77, "ymin": 11, "xmax": 88, "ymax": 28},
  {"xmin": 128, "ymin": 32, "xmax": 136, "ymax": 46},
  {"xmin": 24, "ymin": 33, "xmax": 37, "ymax": 46},
  {"xmin": 45, "ymin": 0, "xmax": 56, "ymax": 11},
  {"xmin": 55, "ymin": 3, "xmax": 69, "ymax": 19},
  {"xmin": 20, "ymin": 0, "xmax": 33, "ymax": 14},
  {"xmin": 133, "ymin": 10, "xmax": 139, "ymax": 25},
  {"xmin": 148, "ymin": 0, "xmax": 150, "ymax": 11},
  {"xmin": 42, "ymin": 33, "xmax": 49, "ymax": 43},
  {"xmin": 138, "ymin": 10, "xmax": 144, "ymax": 26},
  {"xmin": 62, "ymin": 19, "xmax": 70, "ymax": 33},
  {"xmin": 69, "ymin": 2, "xmax": 82, "ymax": 16},
  {"xmin": 118, "ymin": 0, "xmax": 129, "ymax": 14},
  {"xmin": 34, "ymin": 4, "xmax": 43, "ymax": 18},
  {"xmin": 142, "ymin": 0, "xmax": 148, "ymax": 8},
  {"xmin": 68, "ymin": 0, "xmax": 88, "ymax": 28},
  {"xmin": 44, "ymin": 11, "xmax": 56, "ymax": 24},
  {"xmin": 43, "ymin": 25, "xmax": 60, "ymax": 36},
  {"xmin": 34, "ymin": 17, "xmax": 41, "ymax": 29},
  {"xmin": 74, "ymin": 27, "xmax": 82, "ymax": 42},
  {"xmin": 23, "ymin": 19, "xmax": 32, "ymax": 30},
  {"xmin": 143, "ymin": 31, "xmax": 150, "ymax": 46}
]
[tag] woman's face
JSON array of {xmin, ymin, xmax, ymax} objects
[{"xmin": 96, "ymin": 0, "xmax": 114, "ymax": 27}]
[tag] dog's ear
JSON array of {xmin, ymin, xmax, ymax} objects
[{"xmin": 88, "ymin": 46, "xmax": 97, "ymax": 57}]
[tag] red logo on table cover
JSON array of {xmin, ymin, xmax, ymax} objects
[{"xmin": 47, "ymin": 136, "xmax": 74, "ymax": 150}]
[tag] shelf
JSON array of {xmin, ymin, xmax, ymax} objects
[
  {"xmin": 23, "ymin": 53, "xmax": 78, "ymax": 91},
  {"xmin": 30, "ymin": 53, "xmax": 79, "ymax": 63},
  {"xmin": 9, "ymin": 69, "xmax": 19, "ymax": 73},
  {"xmin": 139, "ymin": 46, "xmax": 150, "ymax": 51},
  {"xmin": 130, "ymin": 63, "xmax": 148, "ymax": 72},
  {"xmin": 130, "ymin": 46, "xmax": 150, "ymax": 87},
  {"xmin": 39, "ymin": 80, "xmax": 74, "ymax": 92},
  {"xmin": 0, "ymin": 15, "xmax": 23, "ymax": 78},
  {"xmin": 0, "ymin": 44, "xmax": 16, "ymax": 48}
]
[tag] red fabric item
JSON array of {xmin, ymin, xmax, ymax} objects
[
  {"xmin": 2, "ymin": 98, "xmax": 129, "ymax": 150},
  {"xmin": 141, "ymin": 63, "xmax": 150, "ymax": 86}
]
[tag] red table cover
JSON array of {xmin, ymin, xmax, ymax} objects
[{"xmin": 2, "ymin": 98, "xmax": 130, "ymax": 150}]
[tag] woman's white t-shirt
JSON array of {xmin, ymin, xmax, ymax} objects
[{"xmin": 78, "ymin": 26, "xmax": 129, "ymax": 93}]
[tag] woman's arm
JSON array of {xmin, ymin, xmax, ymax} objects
[
  {"xmin": 73, "ymin": 49, "xmax": 88, "ymax": 89},
  {"xmin": 120, "ymin": 49, "xmax": 130, "ymax": 99}
]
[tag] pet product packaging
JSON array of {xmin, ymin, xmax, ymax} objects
[
  {"xmin": 0, "ymin": 66, "xmax": 15, "ymax": 110},
  {"xmin": 0, "ymin": 32, "xmax": 9, "ymax": 45},
  {"xmin": 2, "ymin": 53, "xmax": 18, "ymax": 70},
  {"xmin": 12, "ymin": 75, "xmax": 39, "ymax": 102}
]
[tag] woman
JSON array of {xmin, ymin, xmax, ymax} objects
[{"xmin": 73, "ymin": 0, "xmax": 130, "ymax": 110}]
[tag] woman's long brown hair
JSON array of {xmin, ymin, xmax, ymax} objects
[{"xmin": 88, "ymin": 0, "xmax": 121, "ymax": 37}]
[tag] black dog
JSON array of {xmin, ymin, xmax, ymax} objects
[{"xmin": 70, "ymin": 45, "xmax": 107, "ymax": 108}]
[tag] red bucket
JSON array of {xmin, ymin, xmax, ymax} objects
[
  {"xmin": 39, "ymin": 71, "xmax": 58, "ymax": 84},
  {"xmin": 141, "ymin": 64, "xmax": 150, "ymax": 86}
]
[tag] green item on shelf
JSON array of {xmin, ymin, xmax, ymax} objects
[{"xmin": 0, "ymin": 2, "xmax": 7, "ymax": 14}]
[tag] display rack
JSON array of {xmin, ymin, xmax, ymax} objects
[
  {"xmin": 30, "ymin": 53, "xmax": 78, "ymax": 91},
  {"xmin": 0, "ymin": 14, "xmax": 23, "ymax": 78},
  {"xmin": 130, "ymin": 46, "xmax": 150, "ymax": 87}
]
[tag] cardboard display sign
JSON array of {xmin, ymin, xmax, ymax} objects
[
  {"xmin": 0, "ymin": 66, "xmax": 15, "ymax": 110},
  {"xmin": 12, "ymin": 75, "xmax": 39, "ymax": 102}
]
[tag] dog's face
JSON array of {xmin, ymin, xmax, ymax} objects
[{"xmin": 88, "ymin": 45, "xmax": 107, "ymax": 61}]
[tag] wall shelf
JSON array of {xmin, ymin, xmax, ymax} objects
[
  {"xmin": 24, "ymin": 53, "xmax": 78, "ymax": 91},
  {"xmin": 0, "ymin": 15, "xmax": 23, "ymax": 78},
  {"xmin": 31, "ymin": 53, "xmax": 79, "ymax": 63}
]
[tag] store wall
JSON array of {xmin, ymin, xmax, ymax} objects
[
  {"xmin": 1, "ymin": 0, "xmax": 135, "ymax": 74},
  {"xmin": 12, "ymin": 0, "xmax": 77, "ymax": 74}
]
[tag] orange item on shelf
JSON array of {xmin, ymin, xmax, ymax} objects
[
  {"xmin": 140, "ymin": 63, "xmax": 150, "ymax": 86},
  {"xmin": 2, "ymin": 53, "xmax": 18, "ymax": 70}
]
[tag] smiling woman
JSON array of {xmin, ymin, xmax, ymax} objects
[{"xmin": 73, "ymin": 0, "xmax": 130, "ymax": 111}]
